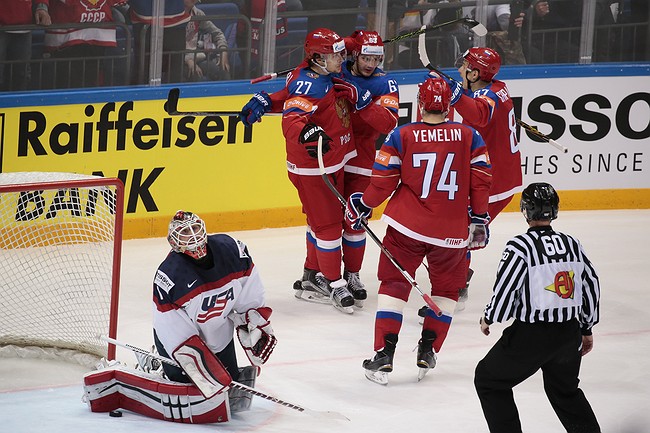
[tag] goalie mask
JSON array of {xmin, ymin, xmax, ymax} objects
[
  {"xmin": 168, "ymin": 210, "xmax": 208, "ymax": 260},
  {"xmin": 520, "ymin": 182, "xmax": 559, "ymax": 222}
]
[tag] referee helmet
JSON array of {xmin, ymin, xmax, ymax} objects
[{"xmin": 520, "ymin": 182, "xmax": 559, "ymax": 221}]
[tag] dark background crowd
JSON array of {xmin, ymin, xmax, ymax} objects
[{"xmin": 0, "ymin": 0, "xmax": 648, "ymax": 91}]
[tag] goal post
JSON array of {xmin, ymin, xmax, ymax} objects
[{"xmin": 0, "ymin": 172, "xmax": 124, "ymax": 365}]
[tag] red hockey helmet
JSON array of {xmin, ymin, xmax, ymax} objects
[
  {"xmin": 345, "ymin": 30, "xmax": 384, "ymax": 57},
  {"xmin": 462, "ymin": 47, "xmax": 501, "ymax": 81},
  {"xmin": 418, "ymin": 77, "xmax": 451, "ymax": 113},
  {"xmin": 304, "ymin": 28, "xmax": 346, "ymax": 58}
]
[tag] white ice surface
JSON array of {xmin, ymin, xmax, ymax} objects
[{"xmin": 1, "ymin": 210, "xmax": 649, "ymax": 433}]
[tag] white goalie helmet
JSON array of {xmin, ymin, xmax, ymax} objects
[{"xmin": 167, "ymin": 210, "xmax": 208, "ymax": 260}]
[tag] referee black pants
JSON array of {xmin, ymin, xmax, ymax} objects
[{"xmin": 474, "ymin": 320, "xmax": 600, "ymax": 433}]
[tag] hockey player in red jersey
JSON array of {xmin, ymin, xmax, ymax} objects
[
  {"xmin": 239, "ymin": 30, "xmax": 398, "ymax": 309},
  {"xmin": 334, "ymin": 30, "xmax": 400, "ymax": 307},
  {"xmin": 447, "ymin": 47, "xmax": 522, "ymax": 217},
  {"xmin": 345, "ymin": 77, "xmax": 492, "ymax": 384},
  {"xmin": 426, "ymin": 47, "xmax": 522, "ymax": 308},
  {"xmin": 240, "ymin": 28, "xmax": 373, "ymax": 313},
  {"xmin": 84, "ymin": 210, "xmax": 277, "ymax": 422}
]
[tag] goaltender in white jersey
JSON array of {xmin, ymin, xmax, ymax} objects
[{"xmin": 84, "ymin": 210, "xmax": 277, "ymax": 423}]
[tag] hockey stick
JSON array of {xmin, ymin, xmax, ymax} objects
[
  {"xmin": 514, "ymin": 119, "xmax": 569, "ymax": 153},
  {"xmin": 385, "ymin": 17, "xmax": 487, "ymax": 44},
  {"xmin": 164, "ymin": 88, "xmax": 242, "ymax": 117},
  {"xmin": 250, "ymin": 18, "xmax": 486, "ymax": 84},
  {"xmin": 250, "ymin": 68, "xmax": 293, "ymax": 84},
  {"xmin": 417, "ymin": 43, "xmax": 569, "ymax": 154},
  {"xmin": 99, "ymin": 335, "xmax": 349, "ymax": 421},
  {"xmin": 316, "ymin": 137, "xmax": 442, "ymax": 317}
]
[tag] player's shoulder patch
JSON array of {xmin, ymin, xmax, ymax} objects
[
  {"xmin": 375, "ymin": 149, "xmax": 392, "ymax": 166},
  {"xmin": 154, "ymin": 269, "xmax": 175, "ymax": 292},
  {"xmin": 235, "ymin": 239, "xmax": 249, "ymax": 259}
]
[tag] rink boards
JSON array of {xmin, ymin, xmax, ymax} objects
[{"xmin": 0, "ymin": 63, "xmax": 648, "ymax": 239}]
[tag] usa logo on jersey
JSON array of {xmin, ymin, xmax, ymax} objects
[{"xmin": 197, "ymin": 288, "xmax": 234, "ymax": 323}]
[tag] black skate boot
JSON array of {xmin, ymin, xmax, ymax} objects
[
  {"xmin": 294, "ymin": 268, "xmax": 330, "ymax": 304},
  {"xmin": 344, "ymin": 270, "xmax": 367, "ymax": 308},
  {"xmin": 416, "ymin": 330, "xmax": 437, "ymax": 381},
  {"xmin": 363, "ymin": 334, "xmax": 398, "ymax": 385},
  {"xmin": 328, "ymin": 278, "xmax": 355, "ymax": 314}
]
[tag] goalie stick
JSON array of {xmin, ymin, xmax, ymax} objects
[
  {"xmin": 417, "ymin": 37, "xmax": 569, "ymax": 154},
  {"xmin": 249, "ymin": 18, "xmax": 486, "ymax": 84},
  {"xmin": 99, "ymin": 335, "xmax": 349, "ymax": 421},
  {"xmin": 316, "ymin": 137, "xmax": 442, "ymax": 317}
]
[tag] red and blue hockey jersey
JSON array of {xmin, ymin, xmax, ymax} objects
[
  {"xmin": 340, "ymin": 60, "xmax": 400, "ymax": 176},
  {"xmin": 363, "ymin": 120, "xmax": 492, "ymax": 247},
  {"xmin": 453, "ymin": 79, "xmax": 522, "ymax": 203},
  {"xmin": 280, "ymin": 61, "xmax": 356, "ymax": 176}
]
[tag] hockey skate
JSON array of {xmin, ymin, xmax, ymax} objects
[
  {"xmin": 293, "ymin": 269, "xmax": 331, "ymax": 305},
  {"xmin": 363, "ymin": 334, "xmax": 397, "ymax": 385},
  {"xmin": 294, "ymin": 269, "xmax": 354, "ymax": 314},
  {"xmin": 416, "ymin": 330, "xmax": 437, "ymax": 382},
  {"xmin": 328, "ymin": 278, "xmax": 355, "ymax": 314},
  {"xmin": 343, "ymin": 270, "xmax": 367, "ymax": 308}
]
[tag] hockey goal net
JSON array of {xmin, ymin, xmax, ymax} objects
[{"xmin": 0, "ymin": 172, "xmax": 124, "ymax": 366}]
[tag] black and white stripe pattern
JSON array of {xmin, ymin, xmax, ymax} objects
[{"xmin": 485, "ymin": 226, "xmax": 600, "ymax": 333}]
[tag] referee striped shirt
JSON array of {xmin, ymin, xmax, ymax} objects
[{"xmin": 484, "ymin": 225, "xmax": 600, "ymax": 335}]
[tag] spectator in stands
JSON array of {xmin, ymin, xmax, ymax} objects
[
  {"xmin": 237, "ymin": 0, "xmax": 288, "ymax": 78},
  {"xmin": 200, "ymin": 0, "xmax": 245, "ymax": 12},
  {"xmin": 0, "ymin": 0, "xmax": 51, "ymax": 91},
  {"xmin": 465, "ymin": 2, "xmax": 527, "ymax": 64},
  {"xmin": 44, "ymin": 0, "xmax": 121, "ymax": 89},
  {"xmin": 184, "ymin": 0, "xmax": 231, "ymax": 81},
  {"xmin": 517, "ymin": 0, "xmax": 582, "ymax": 64},
  {"xmin": 396, "ymin": 0, "xmax": 465, "ymax": 70},
  {"xmin": 366, "ymin": 0, "xmax": 414, "ymax": 68},
  {"xmin": 301, "ymin": 0, "xmax": 361, "ymax": 37},
  {"xmin": 613, "ymin": 0, "xmax": 648, "ymax": 61},
  {"xmin": 128, "ymin": 0, "xmax": 191, "ymax": 84}
]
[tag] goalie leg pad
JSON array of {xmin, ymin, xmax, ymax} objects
[
  {"xmin": 83, "ymin": 366, "xmax": 230, "ymax": 423},
  {"xmin": 173, "ymin": 335, "xmax": 233, "ymax": 399}
]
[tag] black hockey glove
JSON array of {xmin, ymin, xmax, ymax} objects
[{"xmin": 299, "ymin": 123, "xmax": 331, "ymax": 158}]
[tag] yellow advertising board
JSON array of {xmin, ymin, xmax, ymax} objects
[{"xmin": 0, "ymin": 93, "xmax": 305, "ymax": 238}]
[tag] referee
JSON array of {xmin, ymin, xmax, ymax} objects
[{"xmin": 475, "ymin": 182, "xmax": 601, "ymax": 433}]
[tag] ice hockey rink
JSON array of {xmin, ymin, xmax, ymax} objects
[{"xmin": 1, "ymin": 209, "xmax": 649, "ymax": 433}]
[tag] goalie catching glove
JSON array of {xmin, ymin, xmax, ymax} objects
[
  {"xmin": 300, "ymin": 123, "xmax": 331, "ymax": 158},
  {"xmin": 230, "ymin": 307, "xmax": 277, "ymax": 366}
]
